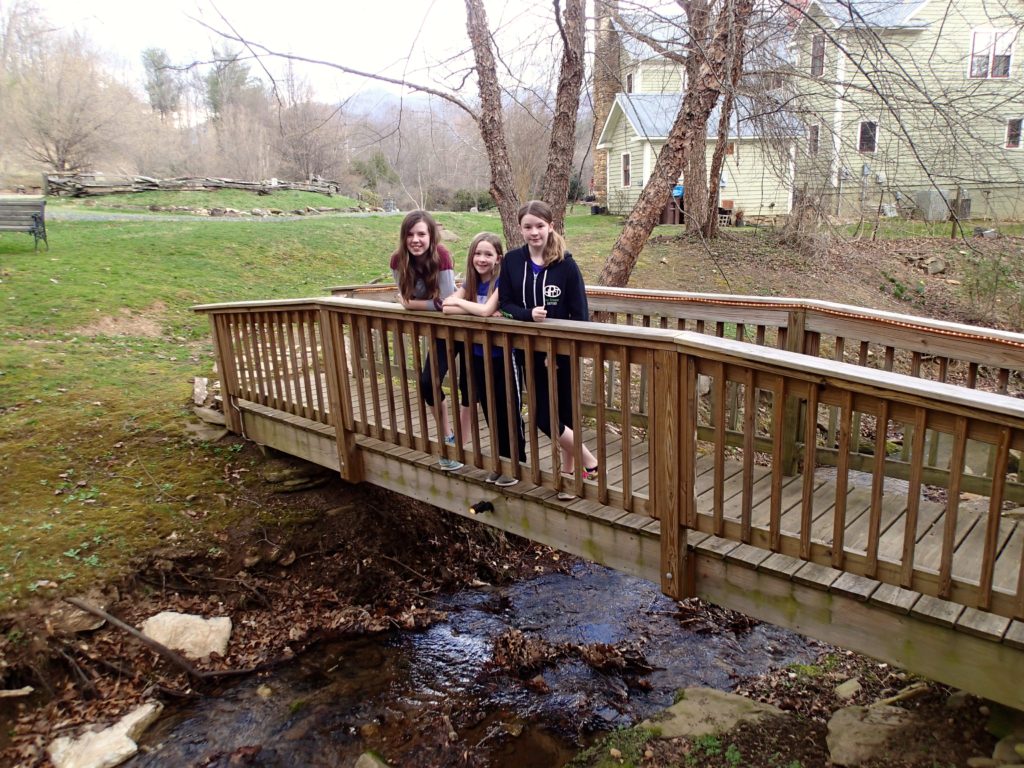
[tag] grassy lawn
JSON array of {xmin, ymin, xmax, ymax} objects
[
  {"xmin": 0, "ymin": 205, "xmax": 513, "ymax": 605},
  {"xmin": 1, "ymin": 196, "xmax": 1021, "ymax": 606}
]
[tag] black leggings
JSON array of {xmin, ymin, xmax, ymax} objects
[
  {"xmin": 530, "ymin": 352, "xmax": 574, "ymax": 440},
  {"xmin": 469, "ymin": 351, "xmax": 526, "ymax": 462},
  {"xmin": 419, "ymin": 339, "xmax": 467, "ymax": 407}
]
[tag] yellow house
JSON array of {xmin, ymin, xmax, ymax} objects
[
  {"xmin": 595, "ymin": 92, "xmax": 797, "ymax": 219},
  {"xmin": 791, "ymin": 0, "xmax": 1024, "ymax": 221}
]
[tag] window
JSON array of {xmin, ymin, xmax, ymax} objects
[
  {"xmin": 625, "ymin": 72, "xmax": 634, "ymax": 93},
  {"xmin": 621, "ymin": 153, "xmax": 631, "ymax": 187},
  {"xmin": 858, "ymin": 121, "xmax": 877, "ymax": 153},
  {"xmin": 970, "ymin": 30, "xmax": 1012, "ymax": 79},
  {"xmin": 1009, "ymin": 118, "xmax": 1023, "ymax": 148},
  {"xmin": 808, "ymin": 124, "xmax": 820, "ymax": 156},
  {"xmin": 810, "ymin": 34, "xmax": 825, "ymax": 77}
]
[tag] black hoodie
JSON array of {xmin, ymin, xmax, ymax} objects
[{"xmin": 498, "ymin": 245, "xmax": 589, "ymax": 322}]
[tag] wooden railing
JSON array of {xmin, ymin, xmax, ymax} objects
[{"xmin": 199, "ymin": 293, "xmax": 1024, "ymax": 620}]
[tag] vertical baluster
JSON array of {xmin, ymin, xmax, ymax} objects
[
  {"xmin": 938, "ymin": 416, "xmax": 968, "ymax": 599},
  {"xmin": 307, "ymin": 316, "xmax": 328, "ymax": 422},
  {"xmin": 713, "ymin": 362, "xmax": 727, "ymax": 537},
  {"xmin": 756, "ymin": 325, "xmax": 766, "ymax": 346},
  {"xmin": 273, "ymin": 313, "xmax": 295, "ymax": 414},
  {"xmin": 800, "ymin": 383, "xmax": 820, "ymax": 560},
  {"xmin": 866, "ymin": 400, "xmax": 890, "ymax": 578},
  {"xmin": 503, "ymin": 331, "xmax": 523, "ymax": 483},
  {"xmin": 377, "ymin": 317, "xmax": 398, "ymax": 443},
  {"xmin": 288, "ymin": 311, "xmax": 313, "ymax": 421},
  {"xmin": 978, "ymin": 427, "xmax": 1011, "ymax": 611},
  {"xmin": 244, "ymin": 313, "xmax": 266, "ymax": 405},
  {"xmin": 362, "ymin": 315, "xmax": 384, "ymax": 440},
  {"xmin": 741, "ymin": 368, "xmax": 756, "ymax": 544},
  {"xmin": 619, "ymin": 345, "xmax": 633, "ymax": 511},
  {"xmin": 769, "ymin": 375, "xmax": 785, "ymax": 552},
  {"xmin": 523, "ymin": 335, "xmax": 541, "ymax": 486},
  {"xmin": 348, "ymin": 315, "xmax": 370, "ymax": 435},
  {"xmin": 594, "ymin": 342, "xmax": 608, "ymax": 504},
  {"xmin": 479, "ymin": 330, "xmax": 497, "ymax": 474},
  {"xmin": 410, "ymin": 322, "xmax": 429, "ymax": 451},
  {"xmin": 832, "ymin": 391, "xmax": 853, "ymax": 570},
  {"xmin": 395, "ymin": 325, "xmax": 414, "ymax": 447},
  {"xmin": 264, "ymin": 312, "xmax": 284, "ymax": 411},
  {"xmin": 899, "ymin": 407, "xmax": 928, "ymax": 588}
]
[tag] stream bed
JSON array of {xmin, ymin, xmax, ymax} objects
[{"xmin": 129, "ymin": 561, "xmax": 819, "ymax": 767}]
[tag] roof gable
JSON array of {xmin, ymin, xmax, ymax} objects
[
  {"xmin": 596, "ymin": 93, "xmax": 801, "ymax": 148},
  {"xmin": 809, "ymin": 0, "xmax": 931, "ymax": 30}
]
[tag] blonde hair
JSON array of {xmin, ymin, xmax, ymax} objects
[
  {"xmin": 463, "ymin": 232, "xmax": 503, "ymax": 301},
  {"xmin": 517, "ymin": 199, "xmax": 565, "ymax": 267}
]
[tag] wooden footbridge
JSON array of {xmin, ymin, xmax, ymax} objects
[{"xmin": 195, "ymin": 286, "xmax": 1024, "ymax": 709}]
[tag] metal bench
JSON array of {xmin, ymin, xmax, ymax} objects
[{"xmin": 0, "ymin": 197, "xmax": 48, "ymax": 251}]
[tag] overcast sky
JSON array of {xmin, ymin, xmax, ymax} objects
[{"xmin": 34, "ymin": 0, "xmax": 546, "ymax": 101}]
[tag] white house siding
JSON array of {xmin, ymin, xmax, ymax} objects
[
  {"xmin": 793, "ymin": 0, "xmax": 1024, "ymax": 220},
  {"xmin": 602, "ymin": 110, "xmax": 646, "ymax": 213}
]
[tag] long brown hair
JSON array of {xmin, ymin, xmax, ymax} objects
[
  {"xmin": 462, "ymin": 232, "xmax": 503, "ymax": 302},
  {"xmin": 392, "ymin": 210, "xmax": 442, "ymax": 300},
  {"xmin": 517, "ymin": 200, "xmax": 565, "ymax": 267}
]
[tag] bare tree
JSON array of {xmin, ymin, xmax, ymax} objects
[
  {"xmin": 599, "ymin": 0, "xmax": 755, "ymax": 286},
  {"xmin": 9, "ymin": 33, "xmax": 137, "ymax": 171}
]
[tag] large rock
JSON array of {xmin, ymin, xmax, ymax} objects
[
  {"xmin": 640, "ymin": 687, "xmax": 782, "ymax": 739},
  {"xmin": 48, "ymin": 701, "xmax": 162, "ymax": 768},
  {"xmin": 827, "ymin": 704, "xmax": 921, "ymax": 766},
  {"xmin": 139, "ymin": 611, "xmax": 231, "ymax": 659}
]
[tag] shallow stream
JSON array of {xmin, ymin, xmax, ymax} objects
[{"xmin": 129, "ymin": 562, "xmax": 818, "ymax": 767}]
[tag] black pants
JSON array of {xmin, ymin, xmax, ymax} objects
[
  {"xmin": 530, "ymin": 352, "xmax": 574, "ymax": 440},
  {"xmin": 470, "ymin": 350, "xmax": 526, "ymax": 462},
  {"xmin": 419, "ymin": 340, "xmax": 467, "ymax": 408}
]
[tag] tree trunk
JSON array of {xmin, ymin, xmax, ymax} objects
[
  {"xmin": 598, "ymin": 0, "xmax": 755, "ymax": 287},
  {"xmin": 704, "ymin": 7, "xmax": 746, "ymax": 239},
  {"xmin": 464, "ymin": 0, "xmax": 521, "ymax": 247},
  {"xmin": 681, "ymin": 0, "xmax": 710, "ymax": 235},
  {"xmin": 537, "ymin": 0, "xmax": 586, "ymax": 235}
]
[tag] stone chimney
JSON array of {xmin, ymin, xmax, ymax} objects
[{"xmin": 591, "ymin": 0, "xmax": 620, "ymax": 207}]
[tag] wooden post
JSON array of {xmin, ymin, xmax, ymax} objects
[
  {"xmin": 652, "ymin": 346, "xmax": 693, "ymax": 600},
  {"xmin": 209, "ymin": 314, "xmax": 243, "ymax": 435},
  {"xmin": 780, "ymin": 309, "xmax": 807, "ymax": 475},
  {"xmin": 320, "ymin": 307, "xmax": 363, "ymax": 483}
]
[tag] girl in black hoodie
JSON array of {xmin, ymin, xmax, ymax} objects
[{"xmin": 499, "ymin": 200, "xmax": 598, "ymax": 497}]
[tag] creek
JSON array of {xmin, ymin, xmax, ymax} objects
[{"xmin": 128, "ymin": 561, "xmax": 819, "ymax": 767}]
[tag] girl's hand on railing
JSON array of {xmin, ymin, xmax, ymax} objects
[{"xmin": 531, "ymin": 307, "xmax": 547, "ymax": 322}]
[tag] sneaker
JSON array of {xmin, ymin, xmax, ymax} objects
[
  {"xmin": 556, "ymin": 489, "xmax": 576, "ymax": 501},
  {"xmin": 582, "ymin": 465, "xmax": 599, "ymax": 481},
  {"xmin": 485, "ymin": 471, "xmax": 501, "ymax": 483},
  {"xmin": 439, "ymin": 434, "xmax": 463, "ymax": 471},
  {"xmin": 494, "ymin": 474, "xmax": 518, "ymax": 487}
]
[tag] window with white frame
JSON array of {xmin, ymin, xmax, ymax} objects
[
  {"xmin": 810, "ymin": 34, "xmax": 825, "ymax": 77},
  {"xmin": 808, "ymin": 124, "xmax": 820, "ymax": 156},
  {"xmin": 858, "ymin": 121, "xmax": 877, "ymax": 153},
  {"xmin": 970, "ymin": 30, "xmax": 1013, "ymax": 79},
  {"xmin": 621, "ymin": 153, "xmax": 631, "ymax": 187},
  {"xmin": 625, "ymin": 72, "xmax": 634, "ymax": 93},
  {"xmin": 1009, "ymin": 118, "xmax": 1023, "ymax": 148}
]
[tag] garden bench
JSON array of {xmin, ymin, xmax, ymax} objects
[{"xmin": 0, "ymin": 197, "xmax": 48, "ymax": 250}]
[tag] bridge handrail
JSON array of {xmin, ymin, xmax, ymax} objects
[{"xmin": 195, "ymin": 295, "xmax": 1024, "ymax": 619}]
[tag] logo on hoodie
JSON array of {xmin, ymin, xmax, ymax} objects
[{"xmin": 543, "ymin": 284, "xmax": 561, "ymax": 306}]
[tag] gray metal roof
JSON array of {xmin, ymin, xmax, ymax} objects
[
  {"xmin": 811, "ymin": 0, "xmax": 930, "ymax": 29},
  {"xmin": 607, "ymin": 93, "xmax": 801, "ymax": 143}
]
